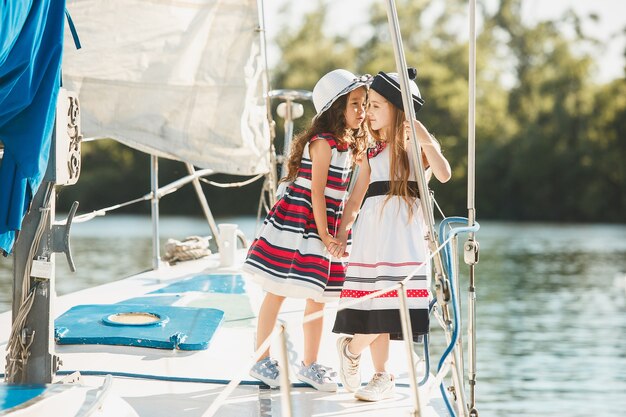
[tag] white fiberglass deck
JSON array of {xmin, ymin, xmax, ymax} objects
[{"xmin": 0, "ymin": 251, "xmax": 447, "ymax": 417}]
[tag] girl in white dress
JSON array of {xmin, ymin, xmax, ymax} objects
[{"xmin": 331, "ymin": 69, "xmax": 451, "ymax": 401}]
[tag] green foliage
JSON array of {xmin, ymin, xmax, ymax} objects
[
  {"xmin": 59, "ymin": 0, "xmax": 626, "ymax": 223},
  {"xmin": 272, "ymin": 3, "xmax": 358, "ymax": 90}
]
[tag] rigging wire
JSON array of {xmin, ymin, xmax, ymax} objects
[{"xmin": 60, "ymin": 172, "xmax": 265, "ymax": 226}]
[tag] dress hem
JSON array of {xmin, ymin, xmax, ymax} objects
[{"xmin": 242, "ymin": 264, "xmax": 338, "ymax": 303}]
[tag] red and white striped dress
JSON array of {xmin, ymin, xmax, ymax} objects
[
  {"xmin": 242, "ymin": 133, "xmax": 352, "ymax": 301},
  {"xmin": 333, "ymin": 142, "xmax": 431, "ymax": 340}
]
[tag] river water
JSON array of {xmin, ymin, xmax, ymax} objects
[{"xmin": 1, "ymin": 215, "xmax": 625, "ymax": 416}]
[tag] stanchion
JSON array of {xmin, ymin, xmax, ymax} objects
[
  {"xmin": 278, "ymin": 323, "xmax": 293, "ymax": 417},
  {"xmin": 398, "ymin": 282, "xmax": 423, "ymax": 417}
]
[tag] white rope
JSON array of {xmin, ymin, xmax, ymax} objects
[
  {"xmin": 162, "ymin": 236, "xmax": 212, "ymax": 264},
  {"xmin": 5, "ymin": 185, "xmax": 52, "ymax": 383},
  {"xmin": 200, "ymin": 174, "xmax": 264, "ymax": 188},
  {"xmin": 58, "ymin": 195, "xmax": 150, "ymax": 225}
]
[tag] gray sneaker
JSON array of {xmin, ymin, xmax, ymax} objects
[
  {"xmin": 337, "ymin": 336, "xmax": 361, "ymax": 392},
  {"xmin": 354, "ymin": 372, "xmax": 395, "ymax": 401},
  {"xmin": 249, "ymin": 357, "xmax": 281, "ymax": 388},
  {"xmin": 296, "ymin": 362, "xmax": 338, "ymax": 392}
]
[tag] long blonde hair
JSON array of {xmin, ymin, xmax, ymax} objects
[
  {"xmin": 284, "ymin": 89, "xmax": 367, "ymax": 182},
  {"xmin": 369, "ymin": 106, "xmax": 417, "ymax": 218}
]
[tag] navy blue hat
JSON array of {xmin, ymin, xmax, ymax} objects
[{"xmin": 370, "ymin": 68, "xmax": 424, "ymax": 114}]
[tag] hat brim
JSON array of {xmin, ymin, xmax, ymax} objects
[{"xmin": 313, "ymin": 80, "xmax": 369, "ymax": 121}]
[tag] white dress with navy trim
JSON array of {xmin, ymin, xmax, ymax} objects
[{"xmin": 333, "ymin": 143, "xmax": 431, "ymax": 340}]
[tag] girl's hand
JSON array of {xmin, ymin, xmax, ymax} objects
[
  {"xmin": 404, "ymin": 120, "xmax": 451, "ymax": 183},
  {"xmin": 403, "ymin": 120, "xmax": 430, "ymax": 144},
  {"xmin": 321, "ymin": 233, "xmax": 345, "ymax": 258},
  {"xmin": 334, "ymin": 230, "xmax": 350, "ymax": 258}
]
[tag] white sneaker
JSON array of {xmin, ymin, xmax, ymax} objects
[
  {"xmin": 296, "ymin": 362, "xmax": 338, "ymax": 392},
  {"xmin": 337, "ymin": 336, "xmax": 361, "ymax": 392},
  {"xmin": 354, "ymin": 372, "xmax": 395, "ymax": 401}
]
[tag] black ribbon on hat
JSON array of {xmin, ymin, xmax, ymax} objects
[{"xmin": 370, "ymin": 67, "xmax": 424, "ymax": 114}]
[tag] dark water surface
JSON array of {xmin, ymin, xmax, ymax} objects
[{"xmin": 1, "ymin": 216, "xmax": 625, "ymax": 416}]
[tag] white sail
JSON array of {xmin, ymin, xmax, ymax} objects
[{"xmin": 62, "ymin": 0, "xmax": 270, "ymax": 175}]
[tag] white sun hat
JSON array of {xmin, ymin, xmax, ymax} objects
[{"xmin": 312, "ymin": 69, "xmax": 370, "ymax": 119}]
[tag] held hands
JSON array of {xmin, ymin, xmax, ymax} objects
[
  {"xmin": 321, "ymin": 232, "xmax": 348, "ymax": 259},
  {"xmin": 334, "ymin": 230, "xmax": 350, "ymax": 258}
]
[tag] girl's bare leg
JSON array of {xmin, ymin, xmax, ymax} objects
[
  {"xmin": 256, "ymin": 292, "xmax": 286, "ymax": 359},
  {"xmin": 347, "ymin": 333, "xmax": 380, "ymax": 356},
  {"xmin": 370, "ymin": 333, "xmax": 390, "ymax": 372},
  {"xmin": 303, "ymin": 299, "xmax": 324, "ymax": 366}
]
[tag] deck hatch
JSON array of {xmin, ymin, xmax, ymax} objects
[{"xmin": 103, "ymin": 311, "xmax": 168, "ymax": 326}]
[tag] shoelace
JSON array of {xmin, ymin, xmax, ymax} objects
[
  {"xmin": 368, "ymin": 373, "xmax": 390, "ymax": 389},
  {"xmin": 344, "ymin": 346, "xmax": 360, "ymax": 372}
]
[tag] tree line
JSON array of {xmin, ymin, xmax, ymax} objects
[{"xmin": 58, "ymin": 0, "xmax": 626, "ymax": 223}]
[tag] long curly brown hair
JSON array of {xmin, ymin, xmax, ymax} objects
[
  {"xmin": 284, "ymin": 88, "xmax": 368, "ymax": 182},
  {"xmin": 369, "ymin": 106, "xmax": 417, "ymax": 219}
]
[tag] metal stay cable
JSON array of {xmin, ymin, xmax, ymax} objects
[
  {"xmin": 382, "ymin": 0, "xmax": 451, "ymax": 325},
  {"xmin": 56, "ymin": 169, "xmax": 228, "ymax": 225}
]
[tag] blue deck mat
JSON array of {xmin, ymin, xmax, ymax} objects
[
  {"xmin": 0, "ymin": 384, "xmax": 45, "ymax": 411},
  {"xmin": 149, "ymin": 273, "xmax": 245, "ymax": 295},
  {"xmin": 55, "ymin": 304, "xmax": 224, "ymax": 350},
  {"xmin": 117, "ymin": 295, "xmax": 183, "ymax": 306}
]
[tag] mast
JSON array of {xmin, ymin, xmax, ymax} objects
[{"xmin": 6, "ymin": 89, "xmax": 81, "ymax": 384}]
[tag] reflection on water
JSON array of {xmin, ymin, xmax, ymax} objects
[
  {"xmin": 0, "ymin": 215, "xmax": 261, "ymax": 310},
  {"xmin": 1, "ymin": 216, "xmax": 625, "ymax": 416},
  {"xmin": 474, "ymin": 222, "xmax": 626, "ymax": 417}
]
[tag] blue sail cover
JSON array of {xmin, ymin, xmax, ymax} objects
[{"xmin": 0, "ymin": 0, "xmax": 65, "ymax": 254}]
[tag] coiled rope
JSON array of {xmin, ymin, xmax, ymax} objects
[{"xmin": 162, "ymin": 236, "xmax": 212, "ymax": 264}]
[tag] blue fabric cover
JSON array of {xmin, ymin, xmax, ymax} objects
[
  {"xmin": 0, "ymin": 0, "xmax": 65, "ymax": 254},
  {"xmin": 0, "ymin": 384, "xmax": 46, "ymax": 411}
]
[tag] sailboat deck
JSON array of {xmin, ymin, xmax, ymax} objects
[{"xmin": 0, "ymin": 251, "xmax": 446, "ymax": 416}]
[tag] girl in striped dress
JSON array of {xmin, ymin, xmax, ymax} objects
[
  {"xmin": 243, "ymin": 69, "xmax": 368, "ymax": 391},
  {"xmin": 331, "ymin": 69, "xmax": 451, "ymax": 401}
]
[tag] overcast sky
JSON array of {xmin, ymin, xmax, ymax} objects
[{"xmin": 263, "ymin": 0, "xmax": 625, "ymax": 83}]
